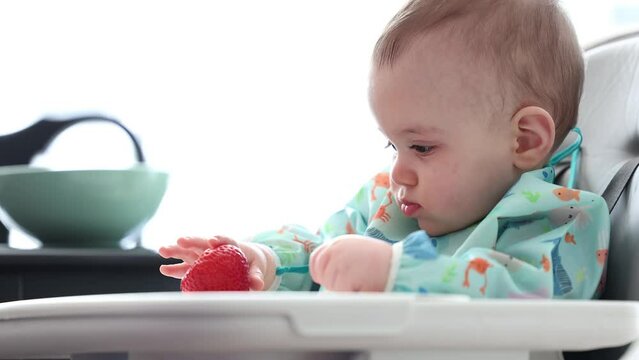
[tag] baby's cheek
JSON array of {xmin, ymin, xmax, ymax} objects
[
  {"xmin": 429, "ymin": 176, "xmax": 464, "ymax": 208},
  {"xmin": 429, "ymin": 176, "xmax": 473, "ymax": 227},
  {"xmin": 444, "ymin": 185, "xmax": 467, "ymax": 210}
]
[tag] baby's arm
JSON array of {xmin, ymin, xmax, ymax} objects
[
  {"xmin": 249, "ymin": 174, "xmax": 382, "ymax": 291},
  {"xmin": 249, "ymin": 207, "xmax": 370, "ymax": 291},
  {"xmin": 386, "ymin": 233, "xmax": 554, "ymax": 297}
]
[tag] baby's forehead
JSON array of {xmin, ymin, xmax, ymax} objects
[
  {"xmin": 403, "ymin": 29, "xmax": 501, "ymax": 79},
  {"xmin": 376, "ymin": 32, "xmax": 512, "ymax": 111},
  {"xmin": 371, "ymin": 60, "xmax": 511, "ymax": 129}
]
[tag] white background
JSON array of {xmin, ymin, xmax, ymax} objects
[{"xmin": 0, "ymin": 0, "xmax": 637, "ymax": 250}]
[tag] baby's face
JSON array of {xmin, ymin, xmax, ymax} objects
[{"xmin": 369, "ymin": 34, "xmax": 521, "ymax": 236}]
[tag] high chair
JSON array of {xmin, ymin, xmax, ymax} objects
[
  {"xmin": 560, "ymin": 29, "xmax": 639, "ymax": 360},
  {"xmin": 0, "ymin": 30, "xmax": 638, "ymax": 360}
]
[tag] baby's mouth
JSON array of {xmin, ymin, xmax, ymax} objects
[{"xmin": 400, "ymin": 201, "xmax": 421, "ymax": 217}]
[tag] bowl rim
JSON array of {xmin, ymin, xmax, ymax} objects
[{"xmin": 0, "ymin": 164, "xmax": 168, "ymax": 176}]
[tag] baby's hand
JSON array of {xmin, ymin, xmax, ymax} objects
[
  {"xmin": 159, "ymin": 236, "xmax": 277, "ymax": 291},
  {"xmin": 309, "ymin": 235, "xmax": 392, "ymax": 292}
]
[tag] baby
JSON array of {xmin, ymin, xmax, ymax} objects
[{"xmin": 160, "ymin": 0, "xmax": 610, "ymax": 298}]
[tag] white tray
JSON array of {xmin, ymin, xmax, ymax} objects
[{"xmin": 0, "ymin": 292, "xmax": 637, "ymax": 360}]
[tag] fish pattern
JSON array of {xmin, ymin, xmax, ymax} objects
[
  {"xmin": 543, "ymin": 237, "xmax": 573, "ymax": 296},
  {"xmin": 463, "ymin": 258, "xmax": 492, "ymax": 295},
  {"xmin": 364, "ymin": 227, "xmax": 392, "ymax": 243},
  {"xmin": 553, "ymin": 187, "xmax": 581, "ymax": 202}
]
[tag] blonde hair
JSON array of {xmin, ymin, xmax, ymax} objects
[{"xmin": 373, "ymin": 0, "xmax": 584, "ymax": 146}]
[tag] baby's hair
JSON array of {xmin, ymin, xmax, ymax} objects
[{"xmin": 373, "ymin": 0, "xmax": 584, "ymax": 147}]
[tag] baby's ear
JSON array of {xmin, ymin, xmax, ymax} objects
[{"xmin": 510, "ymin": 106, "xmax": 555, "ymax": 171}]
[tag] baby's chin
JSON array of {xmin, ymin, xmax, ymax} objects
[
  {"xmin": 418, "ymin": 204, "xmax": 494, "ymax": 236},
  {"xmin": 418, "ymin": 219, "xmax": 472, "ymax": 237}
]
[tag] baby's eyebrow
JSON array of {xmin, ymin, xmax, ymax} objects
[{"xmin": 400, "ymin": 126, "xmax": 443, "ymax": 136}]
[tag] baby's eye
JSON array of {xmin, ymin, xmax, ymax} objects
[
  {"xmin": 410, "ymin": 145, "xmax": 433, "ymax": 154},
  {"xmin": 385, "ymin": 141, "xmax": 397, "ymax": 151}
]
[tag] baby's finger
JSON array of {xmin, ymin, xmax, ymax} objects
[
  {"xmin": 176, "ymin": 236, "xmax": 211, "ymax": 252},
  {"xmin": 309, "ymin": 246, "xmax": 328, "ymax": 285},
  {"xmin": 158, "ymin": 245, "xmax": 200, "ymax": 264},
  {"xmin": 207, "ymin": 235, "xmax": 239, "ymax": 248},
  {"xmin": 158, "ymin": 245, "xmax": 187, "ymax": 259},
  {"xmin": 247, "ymin": 265, "xmax": 265, "ymax": 291},
  {"xmin": 157, "ymin": 246, "xmax": 174, "ymax": 258},
  {"xmin": 159, "ymin": 263, "xmax": 191, "ymax": 279}
]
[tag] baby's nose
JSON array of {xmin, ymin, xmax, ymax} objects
[{"xmin": 390, "ymin": 157, "xmax": 418, "ymax": 187}]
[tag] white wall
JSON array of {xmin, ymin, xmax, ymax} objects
[{"xmin": 0, "ymin": 0, "xmax": 636, "ymax": 249}]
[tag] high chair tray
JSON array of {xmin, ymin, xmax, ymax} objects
[{"xmin": 0, "ymin": 292, "xmax": 637, "ymax": 360}]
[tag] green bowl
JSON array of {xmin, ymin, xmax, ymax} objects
[{"xmin": 0, "ymin": 165, "xmax": 168, "ymax": 248}]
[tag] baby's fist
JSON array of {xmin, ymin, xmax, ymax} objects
[{"xmin": 309, "ymin": 235, "xmax": 392, "ymax": 292}]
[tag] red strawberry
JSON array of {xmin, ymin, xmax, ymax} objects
[{"xmin": 180, "ymin": 244, "xmax": 250, "ymax": 292}]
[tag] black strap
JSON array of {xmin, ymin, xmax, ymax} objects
[{"xmin": 601, "ymin": 158, "xmax": 639, "ymax": 213}]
